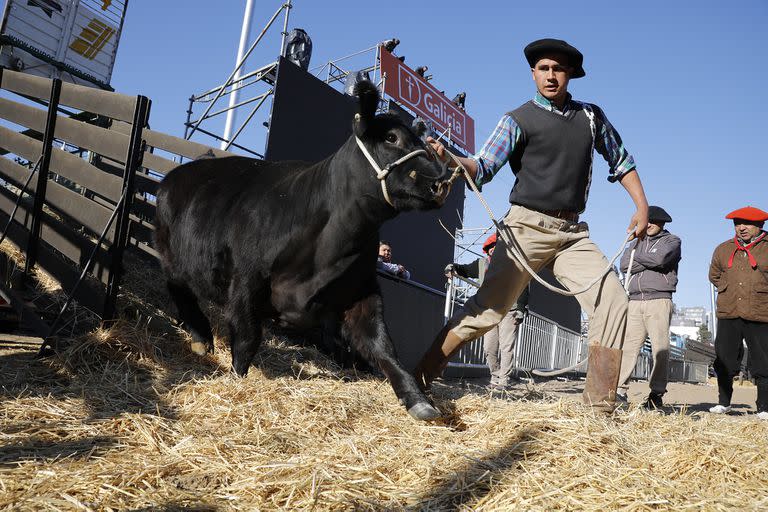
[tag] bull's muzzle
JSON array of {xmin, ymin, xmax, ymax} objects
[
  {"xmin": 432, "ymin": 179, "xmax": 452, "ymax": 204},
  {"xmin": 431, "ymin": 162, "xmax": 464, "ymax": 204}
]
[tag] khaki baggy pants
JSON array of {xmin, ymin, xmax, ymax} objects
[
  {"xmin": 449, "ymin": 205, "xmax": 628, "ymax": 350},
  {"xmin": 483, "ymin": 312, "xmax": 521, "ymax": 385},
  {"xmin": 618, "ymin": 298, "xmax": 673, "ymax": 394}
]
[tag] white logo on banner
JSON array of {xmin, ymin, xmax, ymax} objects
[{"xmin": 398, "ymin": 67, "xmax": 421, "ymax": 107}]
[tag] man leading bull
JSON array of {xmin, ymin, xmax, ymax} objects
[{"xmin": 415, "ymin": 38, "xmax": 650, "ymax": 411}]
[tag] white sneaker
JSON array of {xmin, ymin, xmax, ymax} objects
[
  {"xmin": 709, "ymin": 405, "xmax": 732, "ymax": 414},
  {"xmin": 757, "ymin": 411, "xmax": 768, "ymax": 421}
]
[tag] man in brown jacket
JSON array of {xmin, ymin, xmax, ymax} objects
[{"xmin": 708, "ymin": 205, "xmax": 768, "ymax": 420}]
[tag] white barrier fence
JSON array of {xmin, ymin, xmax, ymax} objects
[{"xmin": 444, "ymin": 275, "xmax": 709, "ymax": 384}]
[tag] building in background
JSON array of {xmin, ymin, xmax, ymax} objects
[
  {"xmin": 669, "ymin": 305, "xmax": 714, "ymax": 344},
  {"xmin": 673, "ymin": 306, "xmax": 708, "ymax": 328},
  {"xmin": 670, "ymin": 333, "xmax": 686, "ymax": 349},
  {"xmin": 670, "ymin": 320, "xmax": 699, "ymax": 341}
]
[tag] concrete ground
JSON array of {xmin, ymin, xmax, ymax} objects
[
  {"xmin": 624, "ymin": 378, "xmax": 757, "ymax": 414},
  {"xmin": 440, "ymin": 375, "xmax": 759, "ymax": 416}
]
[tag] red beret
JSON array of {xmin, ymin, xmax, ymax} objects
[
  {"xmin": 725, "ymin": 206, "xmax": 768, "ymax": 222},
  {"xmin": 482, "ymin": 233, "xmax": 497, "ymax": 253}
]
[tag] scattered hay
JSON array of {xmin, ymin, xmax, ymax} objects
[
  {"xmin": 1, "ymin": 321, "xmax": 766, "ymax": 511},
  {"xmin": 0, "ymin": 240, "xmax": 62, "ymax": 295},
  {"xmin": 0, "ymin": 239, "xmax": 99, "ymax": 340}
]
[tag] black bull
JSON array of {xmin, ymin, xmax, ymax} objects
[{"xmin": 154, "ymin": 81, "xmax": 454, "ymax": 420}]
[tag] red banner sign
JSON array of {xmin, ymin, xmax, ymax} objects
[{"xmin": 380, "ymin": 48, "xmax": 475, "ymax": 154}]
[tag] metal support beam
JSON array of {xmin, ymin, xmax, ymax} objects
[
  {"xmin": 181, "ymin": 124, "xmax": 264, "ymax": 158},
  {"xmin": 185, "ymin": 2, "xmax": 289, "ymax": 141},
  {"xmin": 24, "ymin": 78, "xmax": 62, "ymax": 277},
  {"xmin": 191, "ymin": 62, "xmax": 277, "ymax": 102},
  {"xmin": 224, "ymin": 90, "xmax": 272, "ymax": 151},
  {"xmin": 188, "ymin": 90, "xmax": 273, "ymax": 124},
  {"xmin": 103, "ymin": 95, "xmax": 151, "ymax": 320},
  {"xmin": 221, "ymin": 0, "xmax": 256, "ymax": 150},
  {"xmin": 549, "ymin": 325, "xmax": 559, "ymax": 369},
  {"xmin": 279, "ymin": 1, "xmax": 293, "ymax": 58}
]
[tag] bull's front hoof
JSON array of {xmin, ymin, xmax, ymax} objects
[
  {"xmin": 190, "ymin": 341, "xmax": 209, "ymax": 356},
  {"xmin": 407, "ymin": 401, "xmax": 442, "ymax": 421},
  {"xmin": 231, "ymin": 363, "xmax": 249, "ymax": 378}
]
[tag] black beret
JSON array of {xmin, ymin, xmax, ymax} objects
[
  {"xmin": 648, "ymin": 205, "xmax": 673, "ymax": 223},
  {"xmin": 524, "ymin": 38, "xmax": 586, "ymax": 79}
]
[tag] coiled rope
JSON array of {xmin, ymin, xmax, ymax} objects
[{"xmin": 442, "ymin": 149, "xmax": 634, "ymax": 296}]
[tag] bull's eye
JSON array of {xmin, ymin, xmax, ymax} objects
[{"xmin": 385, "ymin": 133, "xmax": 398, "ymax": 144}]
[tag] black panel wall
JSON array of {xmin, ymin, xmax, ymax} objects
[
  {"xmin": 265, "ymin": 58, "xmax": 465, "ymax": 292},
  {"xmin": 265, "ymin": 58, "xmax": 358, "ymax": 163},
  {"xmin": 528, "ymin": 268, "xmax": 581, "ymax": 333},
  {"xmin": 376, "ymin": 274, "xmax": 446, "ymax": 372}
]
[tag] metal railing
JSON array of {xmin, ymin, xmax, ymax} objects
[
  {"xmin": 515, "ymin": 311, "xmax": 584, "ymax": 372},
  {"xmin": 443, "ymin": 274, "xmax": 709, "ymax": 383}
]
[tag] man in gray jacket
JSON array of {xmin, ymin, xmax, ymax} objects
[{"xmin": 618, "ymin": 206, "xmax": 682, "ymax": 408}]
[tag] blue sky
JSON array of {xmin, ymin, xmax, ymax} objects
[{"xmin": 111, "ymin": 1, "xmax": 767, "ymax": 310}]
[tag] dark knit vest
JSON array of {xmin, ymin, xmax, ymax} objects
[{"xmin": 507, "ymin": 100, "xmax": 595, "ymax": 213}]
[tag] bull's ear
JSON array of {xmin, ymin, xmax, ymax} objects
[
  {"xmin": 353, "ymin": 80, "xmax": 379, "ymax": 136},
  {"xmin": 412, "ymin": 117, "xmax": 428, "ymax": 138}
]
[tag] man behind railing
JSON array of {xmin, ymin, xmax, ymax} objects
[
  {"xmin": 446, "ymin": 233, "xmax": 530, "ymax": 389},
  {"xmin": 377, "ymin": 240, "xmax": 411, "ymax": 280}
]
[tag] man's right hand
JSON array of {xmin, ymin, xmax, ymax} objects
[
  {"xmin": 444, "ymin": 263, "xmax": 455, "ymax": 277},
  {"xmin": 426, "ymin": 136, "xmax": 449, "ymax": 164},
  {"xmin": 426, "ymin": 137, "xmax": 478, "ymax": 180}
]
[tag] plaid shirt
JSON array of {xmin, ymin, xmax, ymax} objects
[{"xmin": 471, "ymin": 92, "xmax": 636, "ymax": 190}]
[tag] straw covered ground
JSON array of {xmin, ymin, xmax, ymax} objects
[{"xmin": 2, "ymin": 318, "xmax": 767, "ymax": 511}]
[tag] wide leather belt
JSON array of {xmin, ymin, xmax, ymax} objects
[{"xmin": 537, "ymin": 208, "xmax": 579, "ymax": 222}]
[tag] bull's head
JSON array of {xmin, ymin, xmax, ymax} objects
[{"xmin": 352, "ymin": 81, "xmax": 454, "ymax": 210}]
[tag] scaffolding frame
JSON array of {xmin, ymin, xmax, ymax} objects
[
  {"xmin": 183, "ymin": 7, "xmax": 468, "ymax": 160},
  {"xmin": 183, "ymin": 1, "xmax": 293, "ymax": 157}
]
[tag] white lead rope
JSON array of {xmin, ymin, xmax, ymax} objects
[
  {"xmin": 624, "ymin": 248, "xmax": 637, "ymax": 293},
  {"xmin": 355, "ymin": 136, "xmax": 428, "ymax": 208},
  {"xmin": 442, "ymin": 149, "xmax": 635, "ymax": 297}
]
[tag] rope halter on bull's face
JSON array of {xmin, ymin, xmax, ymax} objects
[{"xmin": 353, "ymin": 114, "xmax": 463, "ymax": 207}]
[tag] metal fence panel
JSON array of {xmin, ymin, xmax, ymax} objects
[{"xmin": 445, "ymin": 275, "xmax": 708, "ymax": 384}]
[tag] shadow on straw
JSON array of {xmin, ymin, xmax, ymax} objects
[
  {"xmin": 0, "ymin": 321, "xmax": 225, "ymax": 423},
  {"xmin": 0, "ymin": 435, "xmax": 118, "ymax": 467},
  {"xmin": 670, "ymin": 401, "xmax": 753, "ymax": 417},
  {"xmin": 408, "ymin": 428, "xmax": 536, "ymax": 511}
]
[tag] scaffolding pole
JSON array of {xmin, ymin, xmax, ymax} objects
[{"xmin": 221, "ymin": 0, "xmax": 256, "ymax": 150}]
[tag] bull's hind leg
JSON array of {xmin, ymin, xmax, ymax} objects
[
  {"xmin": 341, "ymin": 291, "xmax": 441, "ymax": 421},
  {"xmin": 225, "ymin": 287, "xmax": 264, "ymax": 377},
  {"xmin": 167, "ymin": 281, "xmax": 214, "ymax": 355}
]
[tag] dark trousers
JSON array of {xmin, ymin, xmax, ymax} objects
[{"xmin": 713, "ymin": 317, "xmax": 768, "ymax": 412}]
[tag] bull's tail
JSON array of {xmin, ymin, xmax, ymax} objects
[{"xmin": 153, "ymin": 186, "xmax": 174, "ymax": 266}]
